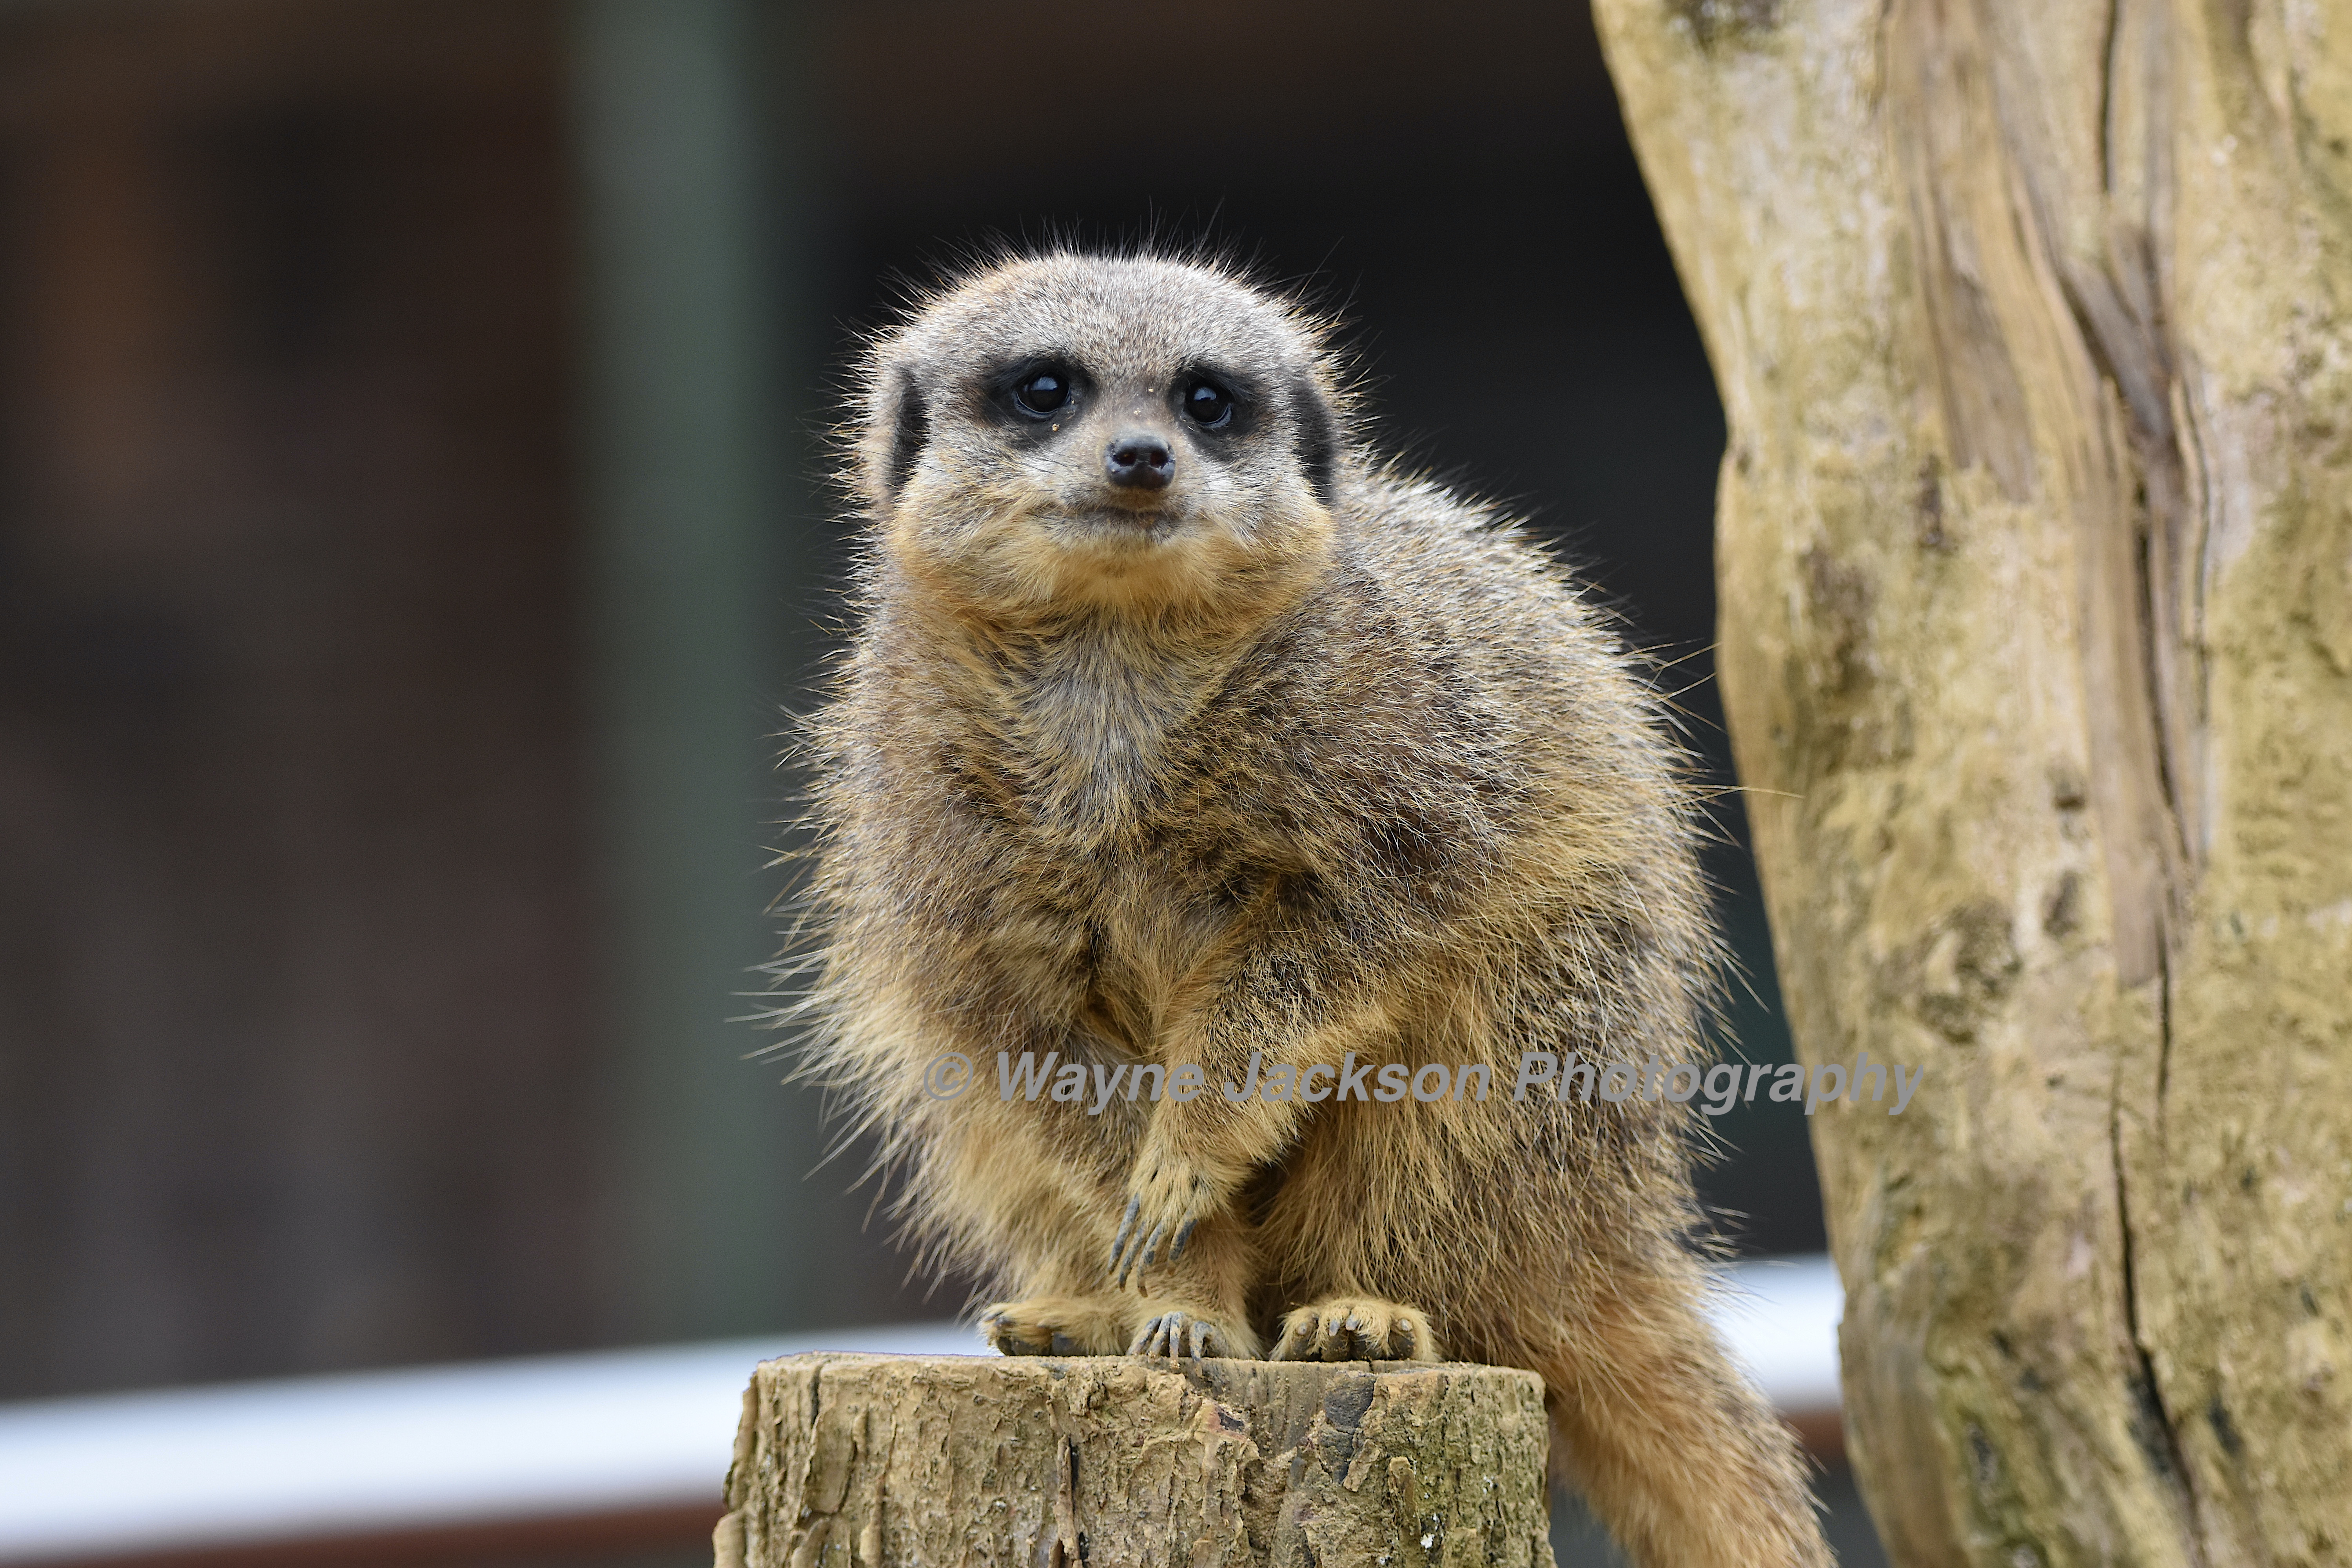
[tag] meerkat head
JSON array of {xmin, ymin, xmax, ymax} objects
[{"xmin": 853, "ymin": 252, "xmax": 1347, "ymax": 626}]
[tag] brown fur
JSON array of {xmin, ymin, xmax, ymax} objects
[{"xmin": 779, "ymin": 251, "xmax": 1830, "ymax": 1566}]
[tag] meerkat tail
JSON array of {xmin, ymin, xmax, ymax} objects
[{"xmin": 1508, "ymin": 1293, "xmax": 1830, "ymax": 1567}]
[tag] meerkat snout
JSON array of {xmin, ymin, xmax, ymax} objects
[{"xmin": 1104, "ymin": 431, "xmax": 1174, "ymax": 490}]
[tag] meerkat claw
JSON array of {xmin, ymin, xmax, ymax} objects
[
  {"xmin": 1112, "ymin": 1222, "xmax": 1161, "ymax": 1287},
  {"xmin": 1127, "ymin": 1309, "xmax": 1242, "ymax": 1361},
  {"xmin": 1274, "ymin": 1297, "xmax": 1443, "ymax": 1362},
  {"xmin": 1107, "ymin": 1197, "xmax": 1141, "ymax": 1278},
  {"xmin": 1128, "ymin": 1310, "xmax": 1173, "ymax": 1357},
  {"xmin": 1110, "ymin": 1156, "xmax": 1216, "ymax": 1288},
  {"xmin": 979, "ymin": 1296, "xmax": 1133, "ymax": 1357}
]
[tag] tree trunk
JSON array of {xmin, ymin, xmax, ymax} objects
[
  {"xmin": 1591, "ymin": 1, "xmax": 2352, "ymax": 1563},
  {"xmin": 715, "ymin": 1353, "xmax": 1556, "ymax": 1568}
]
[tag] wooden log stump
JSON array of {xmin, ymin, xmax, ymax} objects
[{"xmin": 713, "ymin": 1352, "xmax": 1556, "ymax": 1568}]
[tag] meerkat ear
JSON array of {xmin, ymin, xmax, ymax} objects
[
  {"xmin": 882, "ymin": 369, "xmax": 929, "ymax": 501},
  {"xmin": 1291, "ymin": 375, "xmax": 1340, "ymax": 508}
]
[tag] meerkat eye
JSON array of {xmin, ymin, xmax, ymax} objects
[
  {"xmin": 1180, "ymin": 377, "xmax": 1234, "ymax": 430},
  {"xmin": 1011, "ymin": 367, "xmax": 1073, "ymax": 418}
]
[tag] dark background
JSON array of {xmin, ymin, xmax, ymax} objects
[{"xmin": 0, "ymin": 0, "xmax": 1823, "ymax": 1408}]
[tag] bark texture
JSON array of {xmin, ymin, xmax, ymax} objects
[
  {"xmin": 1592, "ymin": 1, "xmax": 2352, "ymax": 1564},
  {"xmin": 715, "ymin": 1353, "xmax": 1555, "ymax": 1568}
]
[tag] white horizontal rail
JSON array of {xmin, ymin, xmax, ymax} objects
[{"xmin": 0, "ymin": 1257, "xmax": 1839, "ymax": 1563}]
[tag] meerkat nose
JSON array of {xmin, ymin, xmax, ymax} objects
[{"xmin": 1104, "ymin": 432, "xmax": 1175, "ymax": 491}]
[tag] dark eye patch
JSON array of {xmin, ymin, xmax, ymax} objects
[
  {"xmin": 886, "ymin": 370, "xmax": 929, "ymax": 495},
  {"xmin": 985, "ymin": 356, "xmax": 1090, "ymax": 431},
  {"xmin": 1289, "ymin": 374, "xmax": 1340, "ymax": 506},
  {"xmin": 1179, "ymin": 376, "xmax": 1235, "ymax": 428},
  {"xmin": 1013, "ymin": 367, "xmax": 1072, "ymax": 417},
  {"xmin": 1170, "ymin": 362, "xmax": 1261, "ymax": 441}
]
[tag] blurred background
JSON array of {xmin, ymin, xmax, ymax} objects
[{"xmin": 0, "ymin": 0, "xmax": 1860, "ymax": 1561}]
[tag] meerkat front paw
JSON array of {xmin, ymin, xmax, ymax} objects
[
  {"xmin": 1127, "ymin": 1303, "xmax": 1260, "ymax": 1361},
  {"xmin": 1108, "ymin": 1149, "xmax": 1219, "ymax": 1287},
  {"xmin": 1268, "ymin": 1297, "xmax": 1443, "ymax": 1363},
  {"xmin": 977, "ymin": 1295, "xmax": 1133, "ymax": 1356}
]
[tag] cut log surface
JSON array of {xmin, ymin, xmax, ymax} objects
[{"xmin": 713, "ymin": 1352, "xmax": 1556, "ymax": 1568}]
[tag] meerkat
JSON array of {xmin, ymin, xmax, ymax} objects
[{"xmin": 784, "ymin": 250, "xmax": 1829, "ymax": 1567}]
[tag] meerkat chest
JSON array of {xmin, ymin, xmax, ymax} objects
[
  {"xmin": 898, "ymin": 630, "xmax": 1290, "ymax": 996},
  {"xmin": 996, "ymin": 641, "xmax": 1229, "ymax": 846},
  {"xmin": 1015, "ymin": 669, "xmax": 1163, "ymax": 813},
  {"xmin": 972, "ymin": 648, "xmax": 1282, "ymax": 995}
]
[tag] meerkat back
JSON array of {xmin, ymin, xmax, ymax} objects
[{"xmin": 791, "ymin": 251, "xmax": 1830, "ymax": 1568}]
